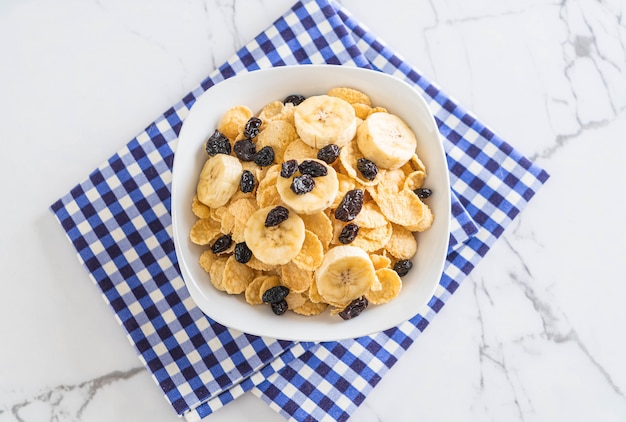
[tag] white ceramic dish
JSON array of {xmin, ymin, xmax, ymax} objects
[{"xmin": 171, "ymin": 65, "xmax": 450, "ymax": 342}]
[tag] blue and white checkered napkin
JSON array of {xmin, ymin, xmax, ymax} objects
[{"xmin": 50, "ymin": 0, "xmax": 549, "ymax": 420}]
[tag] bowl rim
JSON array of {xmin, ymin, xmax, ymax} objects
[{"xmin": 171, "ymin": 64, "xmax": 450, "ymax": 342}]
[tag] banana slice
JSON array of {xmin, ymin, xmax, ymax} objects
[
  {"xmin": 294, "ymin": 95, "xmax": 357, "ymax": 148},
  {"xmin": 315, "ymin": 245, "xmax": 378, "ymax": 306},
  {"xmin": 244, "ymin": 206, "xmax": 306, "ymax": 265},
  {"xmin": 276, "ymin": 159, "xmax": 339, "ymax": 215},
  {"xmin": 196, "ymin": 154, "xmax": 243, "ymax": 208},
  {"xmin": 356, "ymin": 112, "xmax": 417, "ymax": 170}
]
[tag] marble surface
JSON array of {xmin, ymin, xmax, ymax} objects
[{"xmin": 1, "ymin": 0, "xmax": 625, "ymax": 421}]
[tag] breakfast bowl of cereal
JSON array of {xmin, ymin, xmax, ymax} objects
[{"xmin": 171, "ymin": 65, "xmax": 450, "ymax": 341}]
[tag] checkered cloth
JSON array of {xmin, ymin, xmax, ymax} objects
[{"xmin": 50, "ymin": 0, "xmax": 549, "ymax": 421}]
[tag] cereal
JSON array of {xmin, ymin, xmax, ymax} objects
[
  {"xmin": 255, "ymin": 120, "xmax": 298, "ymax": 162},
  {"xmin": 222, "ymin": 255, "xmax": 255, "ymax": 294},
  {"xmin": 208, "ymin": 256, "xmax": 228, "ymax": 291},
  {"xmin": 292, "ymin": 230, "xmax": 324, "ymax": 271},
  {"xmin": 300, "ymin": 212, "xmax": 333, "ymax": 251},
  {"xmin": 366, "ymin": 268, "xmax": 402, "ymax": 304},
  {"xmin": 189, "ymin": 219, "xmax": 222, "ymax": 245},
  {"xmin": 244, "ymin": 275, "xmax": 268, "ymax": 305},
  {"xmin": 338, "ymin": 140, "xmax": 382, "ymax": 186},
  {"xmin": 285, "ymin": 291, "xmax": 308, "ymax": 309},
  {"xmin": 218, "ymin": 105, "xmax": 253, "ymax": 141},
  {"xmin": 191, "ymin": 195, "xmax": 212, "ymax": 219},
  {"xmin": 292, "ymin": 300, "xmax": 328, "ymax": 316},
  {"xmin": 369, "ymin": 253, "xmax": 391, "ymax": 270},
  {"xmin": 385, "ymin": 223, "xmax": 418, "ymax": 259},
  {"xmin": 189, "ymin": 87, "xmax": 434, "ymax": 319},
  {"xmin": 327, "ymin": 87, "xmax": 372, "ymax": 106},
  {"xmin": 280, "ymin": 261, "xmax": 314, "ymax": 293},
  {"xmin": 283, "ymin": 138, "xmax": 318, "ymax": 162}
]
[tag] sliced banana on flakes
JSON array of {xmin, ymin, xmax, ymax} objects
[
  {"xmin": 315, "ymin": 245, "xmax": 379, "ymax": 307},
  {"xmin": 243, "ymin": 206, "xmax": 306, "ymax": 266},
  {"xmin": 356, "ymin": 112, "xmax": 417, "ymax": 170},
  {"xmin": 197, "ymin": 154, "xmax": 243, "ymax": 208},
  {"xmin": 294, "ymin": 95, "xmax": 357, "ymax": 149},
  {"xmin": 275, "ymin": 159, "xmax": 339, "ymax": 215}
]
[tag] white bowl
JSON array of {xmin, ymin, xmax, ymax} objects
[{"xmin": 171, "ymin": 65, "xmax": 450, "ymax": 342}]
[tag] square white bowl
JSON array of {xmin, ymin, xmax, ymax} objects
[{"xmin": 171, "ymin": 65, "xmax": 450, "ymax": 341}]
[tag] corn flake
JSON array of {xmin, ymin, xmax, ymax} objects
[
  {"xmin": 227, "ymin": 198, "xmax": 258, "ymax": 243},
  {"xmin": 222, "ymin": 255, "xmax": 255, "ymax": 294},
  {"xmin": 255, "ymin": 120, "xmax": 298, "ymax": 162},
  {"xmin": 283, "ymin": 138, "xmax": 318, "ymax": 162},
  {"xmin": 245, "ymin": 275, "xmax": 268, "ymax": 305},
  {"xmin": 369, "ymin": 253, "xmax": 391, "ymax": 270},
  {"xmin": 191, "ymin": 195, "xmax": 211, "ymax": 219},
  {"xmin": 292, "ymin": 300, "xmax": 328, "ymax": 316},
  {"xmin": 208, "ymin": 256, "xmax": 228, "ymax": 291},
  {"xmin": 285, "ymin": 291, "xmax": 308, "ymax": 309},
  {"xmin": 366, "ymin": 268, "xmax": 402, "ymax": 304},
  {"xmin": 327, "ymin": 87, "xmax": 372, "ymax": 106},
  {"xmin": 292, "ymin": 230, "xmax": 324, "ymax": 271},
  {"xmin": 189, "ymin": 218, "xmax": 222, "ymax": 245},
  {"xmin": 218, "ymin": 105, "xmax": 253, "ymax": 140},
  {"xmin": 385, "ymin": 223, "xmax": 418, "ymax": 259},
  {"xmin": 300, "ymin": 212, "xmax": 333, "ymax": 251}
]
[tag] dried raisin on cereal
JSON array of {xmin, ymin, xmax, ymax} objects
[
  {"xmin": 262, "ymin": 285, "xmax": 290, "ymax": 304},
  {"xmin": 233, "ymin": 138, "xmax": 257, "ymax": 162},
  {"xmin": 265, "ymin": 206, "xmax": 289, "ymax": 227},
  {"xmin": 254, "ymin": 146, "xmax": 275, "ymax": 167},
  {"xmin": 338, "ymin": 296, "xmax": 368, "ymax": 320},
  {"xmin": 393, "ymin": 259, "xmax": 413, "ymax": 277},
  {"xmin": 271, "ymin": 299, "xmax": 288, "ymax": 315},
  {"xmin": 210, "ymin": 234, "xmax": 232, "ymax": 254},
  {"xmin": 240, "ymin": 170, "xmax": 255, "ymax": 193},
  {"xmin": 334, "ymin": 189, "xmax": 364, "ymax": 222},
  {"xmin": 243, "ymin": 117, "xmax": 262, "ymax": 140},
  {"xmin": 290, "ymin": 174, "xmax": 315, "ymax": 195},
  {"xmin": 414, "ymin": 188, "xmax": 432, "ymax": 199},
  {"xmin": 234, "ymin": 242, "xmax": 253, "ymax": 264},
  {"xmin": 356, "ymin": 158, "xmax": 378, "ymax": 181},
  {"xmin": 205, "ymin": 130, "xmax": 231, "ymax": 156},
  {"xmin": 280, "ymin": 159, "xmax": 299, "ymax": 178},
  {"xmin": 283, "ymin": 94, "xmax": 306, "ymax": 106},
  {"xmin": 317, "ymin": 144, "xmax": 340, "ymax": 164},
  {"xmin": 298, "ymin": 160, "xmax": 328, "ymax": 177},
  {"xmin": 338, "ymin": 223, "xmax": 360, "ymax": 244}
]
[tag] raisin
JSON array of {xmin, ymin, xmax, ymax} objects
[
  {"xmin": 271, "ymin": 300, "xmax": 288, "ymax": 315},
  {"xmin": 283, "ymin": 94, "xmax": 306, "ymax": 106},
  {"xmin": 243, "ymin": 117, "xmax": 262, "ymax": 140},
  {"xmin": 414, "ymin": 188, "xmax": 432, "ymax": 199},
  {"xmin": 240, "ymin": 170, "xmax": 255, "ymax": 193},
  {"xmin": 205, "ymin": 130, "xmax": 231, "ymax": 156},
  {"xmin": 393, "ymin": 259, "xmax": 413, "ymax": 277},
  {"xmin": 334, "ymin": 189, "xmax": 364, "ymax": 222},
  {"xmin": 265, "ymin": 206, "xmax": 289, "ymax": 227},
  {"xmin": 338, "ymin": 296, "xmax": 368, "ymax": 320},
  {"xmin": 280, "ymin": 159, "xmax": 299, "ymax": 178},
  {"xmin": 254, "ymin": 146, "xmax": 275, "ymax": 167},
  {"xmin": 262, "ymin": 285, "xmax": 290, "ymax": 304},
  {"xmin": 317, "ymin": 144, "xmax": 340, "ymax": 164},
  {"xmin": 234, "ymin": 242, "xmax": 252, "ymax": 264},
  {"xmin": 298, "ymin": 160, "xmax": 328, "ymax": 177},
  {"xmin": 233, "ymin": 138, "xmax": 256, "ymax": 161},
  {"xmin": 356, "ymin": 158, "xmax": 378, "ymax": 181},
  {"xmin": 210, "ymin": 234, "xmax": 232, "ymax": 254},
  {"xmin": 290, "ymin": 174, "xmax": 315, "ymax": 195},
  {"xmin": 338, "ymin": 223, "xmax": 360, "ymax": 244}
]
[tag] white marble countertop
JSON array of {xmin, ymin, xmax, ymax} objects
[{"xmin": 1, "ymin": 0, "xmax": 625, "ymax": 421}]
